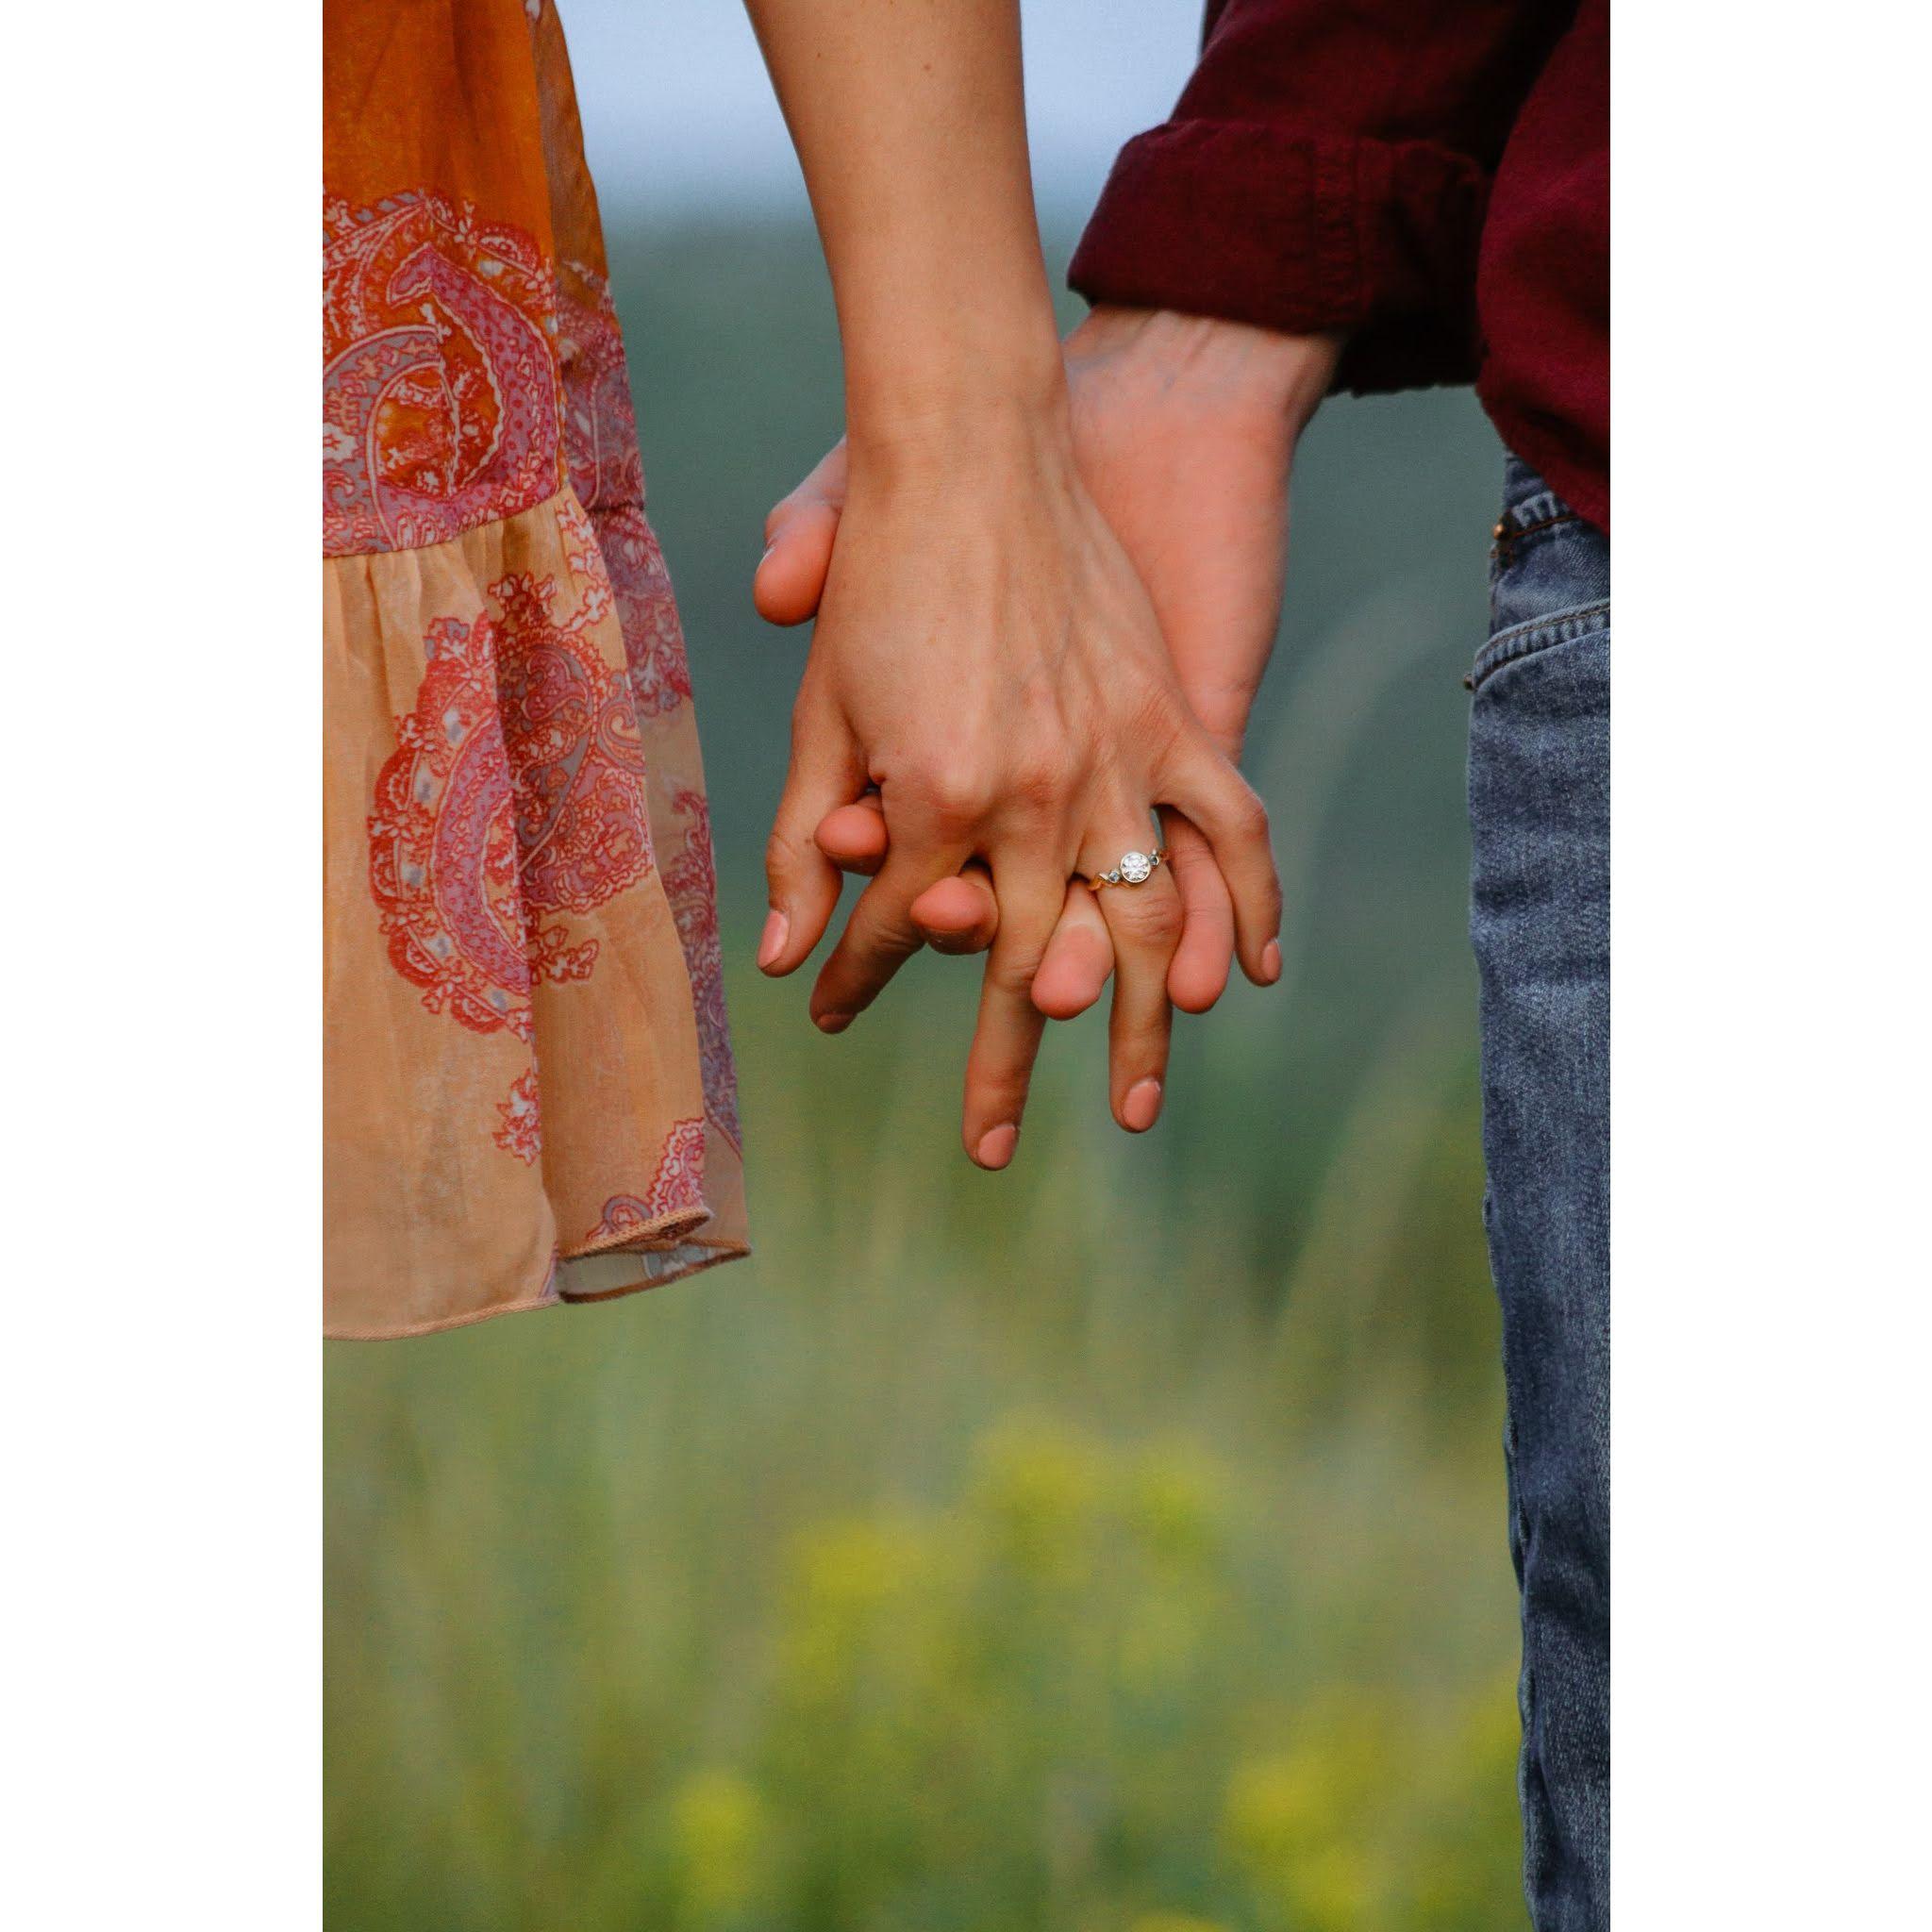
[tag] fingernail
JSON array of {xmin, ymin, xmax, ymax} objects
[
  {"xmin": 1122, "ymin": 1078, "xmax": 1163, "ymax": 1132},
  {"xmin": 1260, "ymin": 939, "xmax": 1282, "ymax": 985},
  {"xmin": 758, "ymin": 908, "xmax": 790, "ymax": 970},
  {"xmin": 974, "ymin": 1123, "xmax": 1019, "ymax": 1170},
  {"xmin": 815, "ymin": 1010, "xmax": 854, "ymax": 1035}
]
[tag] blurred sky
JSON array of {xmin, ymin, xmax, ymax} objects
[{"xmin": 559, "ymin": 0, "xmax": 1200, "ymax": 223}]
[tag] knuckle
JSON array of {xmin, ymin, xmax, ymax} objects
[
  {"xmin": 988, "ymin": 942, "xmax": 1048, "ymax": 998},
  {"xmin": 908, "ymin": 767, "xmax": 994, "ymax": 832},
  {"xmin": 1008, "ymin": 750, "xmax": 1074, "ymax": 814},
  {"xmin": 1110, "ymin": 885, "xmax": 1183, "ymax": 948},
  {"xmin": 1143, "ymin": 892, "xmax": 1186, "ymax": 948},
  {"xmin": 1227, "ymin": 788, "xmax": 1271, "ymax": 844},
  {"xmin": 861, "ymin": 900, "xmax": 924, "ymax": 956},
  {"xmin": 1205, "ymin": 776, "xmax": 1267, "ymax": 846},
  {"xmin": 765, "ymin": 822, "xmax": 807, "ymax": 877},
  {"xmin": 971, "ymin": 1059, "xmax": 1030, "ymax": 1109}
]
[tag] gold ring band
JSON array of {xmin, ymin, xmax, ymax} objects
[{"xmin": 1081, "ymin": 813, "xmax": 1169, "ymax": 890}]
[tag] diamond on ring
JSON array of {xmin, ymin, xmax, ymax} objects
[
  {"xmin": 1083, "ymin": 812, "xmax": 1169, "ymax": 891},
  {"xmin": 1089, "ymin": 843, "xmax": 1166, "ymax": 889}
]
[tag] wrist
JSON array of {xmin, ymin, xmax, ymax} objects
[
  {"xmin": 844, "ymin": 325, "xmax": 1067, "ymax": 447},
  {"xmin": 1070, "ymin": 306, "xmax": 1341, "ymax": 435},
  {"xmin": 844, "ymin": 355, "xmax": 1074, "ymax": 489}
]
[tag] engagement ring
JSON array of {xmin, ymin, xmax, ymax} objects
[{"xmin": 1085, "ymin": 840, "xmax": 1168, "ymax": 890}]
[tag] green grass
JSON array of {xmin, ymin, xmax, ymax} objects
[{"xmin": 325, "ymin": 221, "xmax": 1527, "ymax": 1929}]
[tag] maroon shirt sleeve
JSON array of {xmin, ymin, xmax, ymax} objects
[{"xmin": 1068, "ymin": 0, "xmax": 1575, "ymax": 393}]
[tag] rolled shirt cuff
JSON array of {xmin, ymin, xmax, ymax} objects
[{"xmin": 1067, "ymin": 120, "xmax": 1492, "ymax": 396}]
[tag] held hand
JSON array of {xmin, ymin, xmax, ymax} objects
[
  {"xmin": 761, "ymin": 312, "xmax": 1338, "ymax": 1009},
  {"xmin": 758, "ymin": 311, "xmax": 1338, "ymax": 1158},
  {"xmin": 757, "ymin": 403, "xmax": 1280, "ymax": 1164}
]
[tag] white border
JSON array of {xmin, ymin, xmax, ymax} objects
[
  {"xmin": 3, "ymin": 2, "xmax": 1926, "ymax": 1923},
  {"xmin": 1616, "ymin": 4, "xmax": 1929, "ymax": 1922},
  {"xmin": 3, "ymin": 7, "xmax": 320, "ymax": 1925}
]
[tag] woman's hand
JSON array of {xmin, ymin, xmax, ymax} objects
[
  {"xmin": 740, "ymin": 0, "xmax": 1288, "ymax": 1163},
  {"xmin": 758, "ymin": 310, "xmax": 1340, "ymax": 1160},
  {"xmin": 758, "ymin": 397, "xmax": 1281, "ymax": 1163}
]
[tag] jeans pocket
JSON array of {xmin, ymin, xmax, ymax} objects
[
  {"xmin": 1467, "ymin": 600, "xmax": 1610, "ymax": 694},
  {"xmin": 1482, "ymin": 458, "xmax": 1610, "ymax": 691}
]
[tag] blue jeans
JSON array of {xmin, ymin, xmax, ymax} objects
[{"xmin": 1469, "ymin": 458, "xmax": 1609, "ymax": 1931}]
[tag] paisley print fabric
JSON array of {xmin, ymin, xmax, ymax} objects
[
  {"xmin": 366, "ymin": 551, "xmax": 648, "ymax": 1044},
  {"xmin": 323, "ymin": 191, "xmax": 565, "ymax": 555},
  {"xmin": 659, "ymin": 789, "xmax": 741, "ymax": 1154},
  {"xmin": 552, "ymin": 270, "xmax": 741, "ymax": 1156},
  {"xmin": 581, "ymin": 1117, "xmax": 709, "ymax": 1251},
  {"xmin": 325, "ymin": 0, "xmax": 747, "ymax": 1336}
]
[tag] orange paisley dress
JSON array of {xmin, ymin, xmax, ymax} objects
[{"xmin": 325, "ymin": 0, "xmax": 748, "ymax": 1336}]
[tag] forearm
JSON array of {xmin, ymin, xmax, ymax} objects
[{"xmin": 743, "ymin": 0, "xmax": 1063, "ymax": 444}]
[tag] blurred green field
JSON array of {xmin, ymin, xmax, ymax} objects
[{"xmin": 325, "ymin": 222, "xmax": 1525, "ymax": 1930}]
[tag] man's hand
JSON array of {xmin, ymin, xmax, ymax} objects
[
  {"xmin": 1060, "ymin": 307, "xmax": 1338, "ymax": 1003},
  {"xmin": 757, "ymin": 308, "xmax": 1338, "ymax": 1154}
]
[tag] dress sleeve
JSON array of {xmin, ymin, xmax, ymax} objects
[{"xmin": 1066, "ymin": 0, "xmax": 1574, "ymax": 393}]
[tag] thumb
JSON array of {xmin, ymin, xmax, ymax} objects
[{"xmin": 754, "ymin": 439, "xmax": 849, "ymax": 626}]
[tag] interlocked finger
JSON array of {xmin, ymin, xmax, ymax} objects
[
  {"xmin": 761, "ymin": 711, "xmax": 869, "ymax": 976},
  {"xmin": 809, "ymin": 832, "xmax": 973, "ymax": 1030},
  {"xmin": 812, "ymin": 794, "xmax": 999, "ymax": 952},
  {"xmin": 1160, "ymin": 810, "xmax": 1236, "ymax": 1012},
  {"xmin": 1081, "ymin": 822, "xmax": 1185, "ymax": 1134},
  {"xmin": 959, "ymin": 858, "xmax": 1064, "ymax": 1169},
  {"xmin": 1156, "ymin": 729, "xmax": 1281, "ymax": 984},
  {"xmin": 1032, "ymin": 881, "xmax": 1113, "ymax": 1020}
]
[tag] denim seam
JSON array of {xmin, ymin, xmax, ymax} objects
[
  {"xmin": 1491, "ymin": 509, "xmax": 1580, "ymax": 558},
  {"xmin": 1466, "ymin": 599, "xmax": 1610, "ymax": 692}
]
